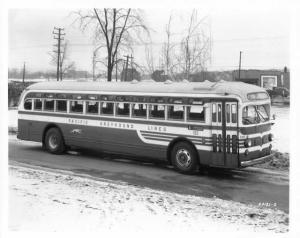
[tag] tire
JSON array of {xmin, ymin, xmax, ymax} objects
[
  {"xmin": 171, "ymin": 141, "xmax": 199, "ymax": 174},
  {"xmin": 44, "ymin": 127, "xmax": 65, "ymax": 154}
]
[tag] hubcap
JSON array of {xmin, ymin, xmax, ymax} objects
[
  {"xmin": 176, "ymin": 149, "xmax": 192, "ymax": 168},
  {"xmin": 48, "ymin": 134, "xmax": 59, "ymax": 149}
]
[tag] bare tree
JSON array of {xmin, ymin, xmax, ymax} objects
[
  {"xmin": 59, "ymin": 42, "xmax": 75, "ymax": 80},
  {"xmin": 176, "ymin": 10, "xmax": 211, "ymax": 80},
  {"xmin": 73, "ymin": 8, "xmax": 149, "ymax": 82},
  {"xmin": 144, "ymin": 44, "xmax": 155, "ymax": 75},
  {"xmin": 161, "ymin": 15, "xmax": 175, "ymax": 79},
  {"xmin": 49, "ymin": 41, "xmax": 75, "ymax": 80}
]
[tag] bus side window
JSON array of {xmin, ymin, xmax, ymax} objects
[
  {"xmin": 116, "ymin": 102, "xmax": 130, "ymax": 117},
  {"xmin": 187, "ymin": 105, "xmax": 205, "ymax": 122},
  {"xmin": 168, "ymin": 105, "xmax": 184, "ymax": 121},
  {"xmin": 232, "ymin": 104, "xmax": 237, "ymax": 123},
  {"xmin": 44, "ymin": 99, "xmax": 54, "ymax": 111},
  {"xmin": 149, "ymin": 104, "xmax": 165, "ymax": 120},
  {"xmin": 86, "ymin": 101, "xmax": 99, "ymax": 114},
  {"xmin": 101, "ymin": 102, "xmax": 114, "ymax": 115},
  {"xmin": 34, "ymin": 99, "xmax": 42, "ymax": 111},
  {"xmin": 212, "ymin": 104, "xmax": 216, "ymax": 122},
  {"xmin": 70, "ymin": 100, "xmax": 83, "ymax": 114},
  {"xmin": 56, "ymin": 100, "xmax": 67, "ymax": 112},
  {"xmin": 226, "ymin": 104, "xmax": 230, "ymax": 123},
  {"xmin": 218, "ymin": 104, "xmax": 222, "ymax": 123},
  {"xmin": 132, "ymin": 103, "xmax": 147, "ymax": 118},
  {"xmin": 24, "ymin": 99, "xmax": 32, "ymax": 110}
]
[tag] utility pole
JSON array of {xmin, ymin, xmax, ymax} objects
[
  {"xmin": 22, "ymin": 62, "xmax": 26, "ymax": 86},
  {"xmin": 121, "ymin": 61, "xmax": 126, "ymax": 82},
  {"xmin": 53, "ymin": 27, "xmax": 65, "ymax": 81},
  {"xmin": 238, "ymin": 51, "xmax": 242, "ymax": 81}
]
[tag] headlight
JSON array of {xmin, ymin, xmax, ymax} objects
[
  {"xmin": 244, "ymin": 139, "xmax": 252, "ymax": 148},
  {"xmin": 268, "ymin": 133, "xmax": 274, "ymax": 141}
]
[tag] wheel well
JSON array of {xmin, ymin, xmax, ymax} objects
[
  {"xmin": 42, "ymin": 124, "xmax": 64, "ymax": 145},
  {"xmin": 167, "ymin": 137, "xmax": 199, "ymax": 165}
]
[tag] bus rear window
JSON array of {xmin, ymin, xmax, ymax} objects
[
  {"xmin": 86, "ymin": 101, "xmax": 99, "ymax": 114},
  {"xmin": 70, "ymin": 101, "xmax": 83, "ymax": 114},
  {"xmin": 101, "ymin": 102, "xmax": 114, "ymax": 115},
  {"xmin": 132, "ymin": 103, "xmax": 147, "ymax": 118},
  {"xmin": 116, "ymin": 103, "xmax": 130, "ymax": 117},
  {"xmin": 34, "ymin": 99, "xmax": 42, "ymax": 111},
  {"xmin": 168, "ymin": 105, "xmax": 184, "ymax": 120},
  {"xmin": 24, "ymin": 99, "xmax": 32, "ymax": 110},
  {"xmin": 56, "ymin": 100, "xmax": 67, "ymax": 112},
  {"xmin": 187, "ymin": 106, "xmax": 205, "ymax": 122},
  {"xmin": 149, "ymin": 105, "xmax": 165, "ymax": 120},
  {"xmin": 44, "ymin": 99, "xmax": 54, "ymax": 111}
]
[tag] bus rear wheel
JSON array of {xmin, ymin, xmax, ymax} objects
[
  {"xmin": 171, "ymin": 142, "xmax": 199, "ymax": 174},
  {"xmin": 44, "ymin": 127, "xmax": 65, "ymax": 154}
]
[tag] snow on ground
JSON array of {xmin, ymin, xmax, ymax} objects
[
  {"xmin": 272, "ymin": 106, "xmax": 290, "ymax": 153},
  {"xmin": 9, "ymin": 165, "xmax": 288, "ymax": 233},
  {"xmin": 8, "ymin": 109, "xmax": 18, "ymax": 129}
]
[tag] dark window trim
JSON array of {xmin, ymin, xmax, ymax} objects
[
  {"xmin": 167, "ymin": 105, "xmax": 185, "ymax": 121},
  {"xmin": 187, "ymin": 105, "xmax": 205, "ymax": 122},
  {"xmin": 115, "ymin": 102, "xmax": 130, "ymax": 117}
]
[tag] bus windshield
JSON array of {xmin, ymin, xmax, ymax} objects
[{"xmin": 242, "ymin": 104, "xmax": 270, "ymax": 125}]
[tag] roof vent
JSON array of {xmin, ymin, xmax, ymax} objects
[{"xmin": 164, "ymin": 79, "xmax": 173, "ymax": 84}]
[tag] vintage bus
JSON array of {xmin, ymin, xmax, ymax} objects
[{"xmin": 17, "ymin": 80, "xmax": 274, "ymax": 174}]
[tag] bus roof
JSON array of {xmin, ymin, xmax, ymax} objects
[{"xmin": 27, "ymin": 80, "xmax": 269, "ymax": 102}]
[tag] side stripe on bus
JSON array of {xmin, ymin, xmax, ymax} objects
[{"xmin": 18, "ymin": 113, "xmax": 270, "ymax": 152}]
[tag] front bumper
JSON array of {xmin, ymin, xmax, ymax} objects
[{"xmin": 240, "ymin": 153, "xmax": 274, "ymax": 167}]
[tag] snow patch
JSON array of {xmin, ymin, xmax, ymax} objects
[{"xmin": 9, "ymin": 165, "xmax": 288, "ymax": 233}]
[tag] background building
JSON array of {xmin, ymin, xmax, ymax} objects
[{"xmin": 232, "ymin": 68, "xmax": 290, "ymax": 90}]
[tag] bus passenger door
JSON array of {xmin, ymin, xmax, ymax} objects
[
  {"xmin": 211, "ymin": 102, "xmax": 225, "ymax": 166},
  {"xmin": 225, "ymin": 102, "xmax": 239, "ymax": 167}
]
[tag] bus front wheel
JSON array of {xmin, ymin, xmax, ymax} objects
[
  {"xmin": 44, "ymin": 127, "xmax": 65, "ymax": 154},
  {"xmin": 171, "ymin": 142, "xmax": 199, "ymax": 174}
]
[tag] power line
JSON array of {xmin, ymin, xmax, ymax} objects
[{"xmin": 9, "ymin": 35, "xmax": 288, "ymax": 50}]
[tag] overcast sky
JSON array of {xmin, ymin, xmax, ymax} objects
[{"xmin": 8, "ymin": 8, "xmax": 290, "ymax": 73}]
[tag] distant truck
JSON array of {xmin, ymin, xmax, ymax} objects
[{"xmin": 266, "ymin": 87, "xmax": 289, "ymax": 98}]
